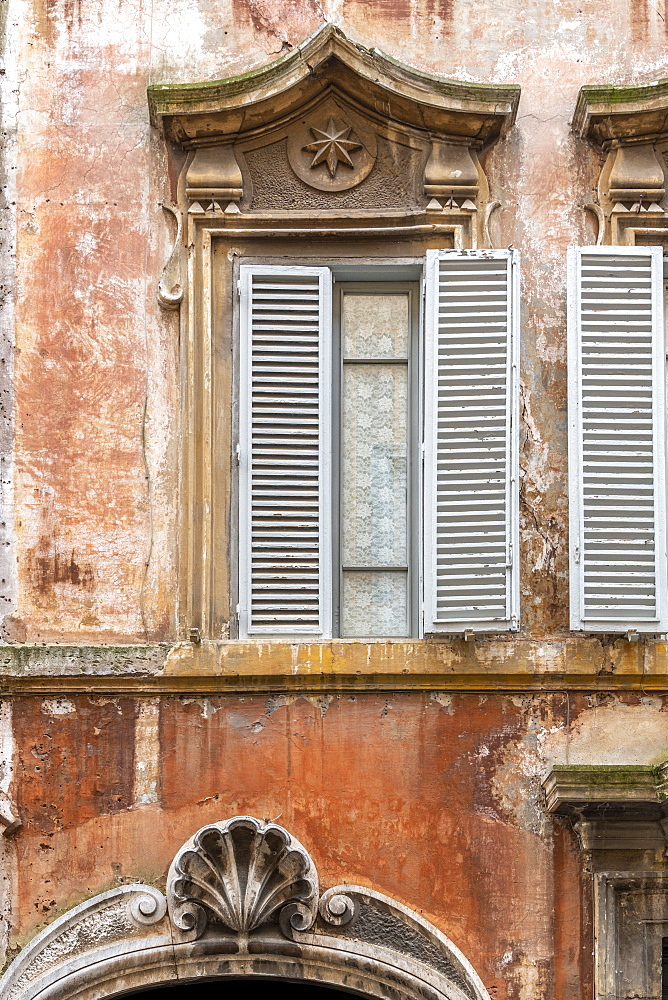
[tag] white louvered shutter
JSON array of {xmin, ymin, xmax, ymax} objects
[
  {"xmin": 239, "ymin": 265, "xmax": 332, "ymax": 638},
  {"xmin": 424, "ymin": 250, "xmax": 519, "ymax": 634},
  {"xmin": 568, "ymin": 246, "xmax": 667, "ymax": 633}
]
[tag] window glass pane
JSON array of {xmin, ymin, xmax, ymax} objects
[
  {"xmin": 342, "ymin": 363, "xmax": 407, "ymax": 565},
  {"xmin": 341, "ymin": 571, "xmax": 408, "ymax": 637},
  {"xmin": 343, "ymin": 293, "xmax": 408, "ymax": 358},
  {"xmin": 339, "ymin": 288, "xmax": 411, "ymax": 639}
]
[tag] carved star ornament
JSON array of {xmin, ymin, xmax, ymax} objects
[{"xmin": 303, "ymin": 118, "xmax": 363, "ymax": 177}]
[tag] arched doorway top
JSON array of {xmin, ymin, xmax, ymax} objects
[{"xmin": 1, "ymin": 816, "xmax": 490, "ymax": 1000}]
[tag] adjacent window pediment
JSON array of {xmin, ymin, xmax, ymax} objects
[
  {"xmin": 573, "ymin": 80, "xmax": 668, "ymax": 246},
  {"xmin": 543, "ymin": 762, "xmax": 668, "ymax": 1000}
]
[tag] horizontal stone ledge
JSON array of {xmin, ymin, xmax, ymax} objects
[
  {"xmin": 0, "ymin": 637, "xmax": 666, "ymax": 685},
  {"xmin": 0, "ymin": 671, "xmax": 667, "ymax": 695}
]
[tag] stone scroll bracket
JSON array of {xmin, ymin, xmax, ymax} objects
[
  {"xmin": 573, "ymin": 80, "xmax": 668, "ymax": 246},
  {"xmin": 148, "ymin": 23, "xmax": 520, "ymax": 258},
  {"xmin": 0, "ymin": 815, "xmax": 492, "ymax": 1000}
]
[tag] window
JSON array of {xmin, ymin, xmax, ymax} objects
[
  {"xmin": 238, "ymin": 250, "xmax": 520, "ymax": 640},
  {"xmin": 568, "ymin": 245, "xmax": 668, "ymax": 634}
]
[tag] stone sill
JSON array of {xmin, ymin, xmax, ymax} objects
[{"xmin": 0, "ymin": 638, "xmax": 665, "ymax": 693}]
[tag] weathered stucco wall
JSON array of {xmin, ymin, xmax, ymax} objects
[
  {"xmin": 2, "ymin": 0, "xmax": 667, "ymax": 643},
  {"xmin": 2, "ymin": 689, "xmax": 667, "ymax": 996},
  {"xmin": 6, "ymin": 691, "xmax": 593, "ymax": 997},
  {"xmin": 2, "ymin": 0, "xmax": 668, "ymax": 997}
]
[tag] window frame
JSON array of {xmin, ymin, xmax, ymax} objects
[
  {"xmin": 234, "ymin": 251, "xmax": 520, "ymax": 641},
  {"xmin": 235, "ymin": 260, "xmax": 425, "ymax": 641}
]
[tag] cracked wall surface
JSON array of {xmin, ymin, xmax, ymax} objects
[
  {"xmin": 3, "ymin": 0, "xmax": 667, "ymax": 644},
  {"xmin": 1, "ymin": 0, "xmax": 668, "ymax": 997}
]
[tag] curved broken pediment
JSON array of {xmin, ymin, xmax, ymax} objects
[
  {"xmin": 148, "ymin": 23, "xmax": 519, "ymax": 147},
  {"xmin": 0, "ymin": 816, "xmax": 491, "ymax": 1000},
  {"xmin": 149, "ymin": 25, "xmax": 519, "ymax": 251}
]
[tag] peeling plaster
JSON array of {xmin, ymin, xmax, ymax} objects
[
  {"xmin": 40, "ymin": 698, "xmax": 75, "ymax": 717},
  {"xmin": 133, "ymin": 698, "xmax": 160, "ymax": 806},
  {"xmin": 542, "ymin": 701, "xmax": 668, "ymax": 766},
  {"xmin": 0, "ymin": 701, "xmax": 15, "ymax": 968}
]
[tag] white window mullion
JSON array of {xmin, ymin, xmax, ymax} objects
[
  {"xmin": 424, "ymin": 249, "xmax": 519, "ymax": 635},
  {"xmin": 239, "ymin": 265, "xmax": 332, "ymax": 639},
  {"xmin": 568, "ymin": 245, "xmax": 667, "ymax": 634}
]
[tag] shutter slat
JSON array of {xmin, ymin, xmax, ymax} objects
[
  {"xmin": 424, "ymin": 250, "xmax": 519, "ymax": 634},
  {"xmin": 568, "ymin": 246, "xmax": 667, "ymax": 633},
  {"xmin": 239, "ymin": 266, "xmax": 332, "ymax": 637}
]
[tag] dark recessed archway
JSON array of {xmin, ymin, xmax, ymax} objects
[{"xmin": 122, "ymin": 982, "xmax": 365, "ymax": 1000}]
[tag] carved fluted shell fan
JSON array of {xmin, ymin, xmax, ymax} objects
[{"xmin": 167, "ymin": 816, "xmax": 318, "ymax": 937}]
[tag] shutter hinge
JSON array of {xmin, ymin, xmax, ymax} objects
[
  {"xmin": 463, "ymin": 629, "xmax": 475, "ymax": 642},
  {"xmin": 235, "ymin": 443, "xmax": 240, "ymax": 465},
  {"xmin": 626, "ymin": 629, "xmax": 640, "ymax": 642},
  {"xmin": 574, "ymin": 544, "xmax": 580, "ymax": 565},
  {"xmin": 189, "ymin": 627, "xmax": 202, "ymax": 645},
  {"xmin": 237, "ymin": 279, "xmax": 241, "ymax": 293}
]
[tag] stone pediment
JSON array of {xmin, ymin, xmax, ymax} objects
[{"xmin": 149, "ymin": 24, "xmax": 519, "ymax": 249}]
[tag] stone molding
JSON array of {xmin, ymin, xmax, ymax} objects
[
  {"xmin": 543, "ymin": 763, "xmax": 668, "ymax": 812},
  {"xmin": 3, "ymin": 640, "xmax": 668, "ymax": 693},
  {"xmin": 0, "ymin": 885, "xmax": 168, "ymax": 1000},
  {"xmin": 543, "ymin": 762, "xmax": 668, "ymax": 852},
  {"xmin": 573, "ymin": 80, "xmax": 668, "ymax": 245},
  {"xmin": 0, "ymin": 817, "xmax": 491, "ymax": 1000},
  {"xmin": 148, "ymin": 23, "xmax": 519, "ymax": 147}
]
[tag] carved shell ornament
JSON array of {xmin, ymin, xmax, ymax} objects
[
  {"xmin": 167, "ymin": 815, "xmax": 319, "ymax": 938},
  {"xmin": 287, "ymin": 112, "xmax": 377, "ymax": 192}
]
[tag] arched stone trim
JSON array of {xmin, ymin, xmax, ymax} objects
[{"xmin": 1, "ymin": 817, "xmax": 490, "ymax": 1000}]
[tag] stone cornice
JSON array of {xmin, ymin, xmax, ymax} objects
[
  {"xmin": 148, "ymin": 23, "xmax": 520, "ymax": 147},
  {"xmin": 573, "ymin": 78, "xmax": 668, "ymax": 147},
  {"xmin": 543, "ymin": 763, "xmax": 668, "ymax": 814},
  {"xmin": 543, "ymin": 763, "xmax": 668, "ymax": 854}
]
